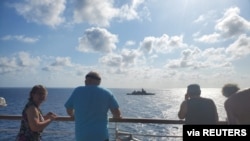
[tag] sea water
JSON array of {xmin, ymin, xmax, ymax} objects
[{"xmin": 0, "ymin": 87, "xmax": 227, "ymax": 141}]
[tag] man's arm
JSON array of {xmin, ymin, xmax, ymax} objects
[
  {"xmin": 178, "ymin": 100, "xmax": 187, "ymax": 119},
  {"xmin": 212, "ymin": 100, "xmax": 219, "ymax": 123},
  {"xmin": 224, "ymin": 99, "xmax": 238, "ymax": 124},
  {"xmin": 111, "ymin": 108, "xmax": 121, "ymax": 118},
  {"xmin": 66, "ymin": 108, "xmax": 74, "ymax": 118}
]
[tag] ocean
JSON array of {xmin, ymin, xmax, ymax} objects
[{"xmin": 0, "ymin": 87, "xmax": 227, "ymax": 141}]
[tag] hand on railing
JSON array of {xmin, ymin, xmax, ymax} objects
[{"xmin": 44, "ymin": 112, "xmax": 57, "ymax": 121}]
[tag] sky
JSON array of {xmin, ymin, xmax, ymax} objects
[{"xmin": 0, "ymin": 0, "xmax": 250, "ymax": 89}]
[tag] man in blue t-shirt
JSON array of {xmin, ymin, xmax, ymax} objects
[{"xmin": 65, "ymin": 71, "xmax": 122, "ymax": 141}]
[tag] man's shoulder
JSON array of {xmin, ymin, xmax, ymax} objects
[
  {"xmin": 236, "ymin": 88, "xmax": 250, "ymax": 96},
  {"xmin": 74, "ymin": 86, "xmax": 85, "ymax": 90},
  {"xmin": 226, "ymin": 88, "xmax": 250, "ymax": 103},
  {"xmin": 72, "ymin": 86, "xmax": 86, "ymax": 92},
  {"xmin": 200, "ymin": 97, "xmax": 214, "ymax": 102},
  {"xmin": 225, "ymin": 93, "xmax": 238, "ymax": 107},
  {"xmin": 197, "ymin": 97, "xmax": 216, "ymax": 106},
  {"xmin": 98, "ymin": 86, "xmax": 112, "ymax": 94}
]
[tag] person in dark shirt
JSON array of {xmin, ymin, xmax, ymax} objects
[
  {"xmin": 222, "ymin": 84, "xmax": 250, "ymax": 124},
  {"xmin": 178, "ymin": 84, "xmax": 218, "ymax": 124}
]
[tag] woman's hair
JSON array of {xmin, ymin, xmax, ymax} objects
[
  {"xmin": 222, "ymin": 83, "xmax": 239, "ymax": 97},
  {"xmin": 28, "ymin": 85, "xmax": 47, "ymax": 101}
]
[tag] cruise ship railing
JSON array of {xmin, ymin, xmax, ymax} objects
[{"xmin": 0, "ymin": 115, "xmax": 227, "ymax": 140}]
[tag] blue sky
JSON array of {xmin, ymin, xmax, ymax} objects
[{"xmin": 0, "ymin": 0, "xmax": 250, "ymax": 89}]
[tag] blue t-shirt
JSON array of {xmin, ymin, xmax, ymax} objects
[{"xmin": 64, "ymin": 85, "xmax": 119, "ymax": 141}]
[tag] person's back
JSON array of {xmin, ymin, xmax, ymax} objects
[
  {"xmin": 224, "ymin": 87, "xmax": 250, "ymax": 124},
  {"xmin": 64, "ymin": 71, "xmax": 121, "ymax": 141},
  {"xmin": 185, "ymin": 97, "xmax": 218, "ymax": 124},
  {"xmin": 69, "ymin": 86, "xmax": 117, "ymax": 140},
  {"xmin": 178, "ymin": 84, "xmax": 218, "ymax": 125}
]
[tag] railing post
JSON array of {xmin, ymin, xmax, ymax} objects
[{"xmin": 115, "ymin": 122, "xmax": 118, "ymax": 141}]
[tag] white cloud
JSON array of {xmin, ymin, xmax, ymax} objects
[
  {"xmin": 125, "ymin": 40, "xmax": 136, "ymax": 46},
  {"xmin": 0, "ymin": 52, "xmax": 40, "ymax": 74},
  {"xmin": 42, "ymin": 57, "xmax": 73, "ymax": 71},
  {"xmin": 98, "ymin": 48, "xmax": 142, "ymax": 74},
  {"xmin": 0, "ymin": 57, "xmax": 17, "ymax": 74},
  {"xmin": 10, "ymin": 0, "xmax": 149, "ymax": 28},
  {"xmin": 202, "ymin": 47, "xmax": 227, "ymax": 62},
  {"xmin": 195, "ymin": 33, "xmax": 220, "ymax": 43},
  {"xmin": 99, "ymin": 53, "xmax": 123, "ymax": 68},
  {"xmin": 76, "ymin": 27, "xmax": 118, "ymax": 53},
  {"xmin": 226, "ymin": 34, "xmax": 250, "ymax": 59},
  {"xmin": 166, "ymin": 48, "xmax": 201, "ymax": 69},
  {"xmin": 1, "ymin": 35, "xmax": 39, "ymax": 43},
  {"xmin": 73, "ymin": 0, "xmax": 119, "ymax": 27},
  {"xmin": 193, "ymin": 10, "xmax": 217, "ymax": 24},
  {"xmin": 17, "ymin": 52, "xmax": 40, "ymax": 67},
  {"xmin": 139, "ymin": 34, "xmax": 187, "ymax": 54},
  {"xmin": 118, "ymin": 0, "xmax": 150, "ymax": 20},
  {"xmin": 193, "ymin": 15, "xmax": 205, "ymax": 23},
  {"xmin": 73, "ymin": 0, "xmax": 149, "ymax": 27},
  {"xmin": 121, "ymin": 48, "xmax": 141, "ymax": 67},
  {"xmin": 216, "ymin": 7, "xmax": 250, "ymax": 38},
  {"xmin": 51, "ymin": 57, "xmax": 73, "ymax": 67},
  {"xmin": 165, "ymin": 46, "xmax": 233, "ymax": 71},
  {"xmin": 11, "ymin": 0, "xmax": 66, "ymax": 28},
  {"xmin": 139, "ymin": 36, "xmax": 155, "ymax": 54},
  {"xmin": 195, "ymin": 7, "xmax": 250, "ymax": 43}
]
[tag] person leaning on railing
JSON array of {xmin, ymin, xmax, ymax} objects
[
  {"xmin": 178, "ymin": 84, "xmax": 219, "ymax": 124},
  {"xmin": 64, "ymin": 71, "xmax": 122, "ymax": 141},
  {"xmin": 15, "ymin": 85, "xmax": 57, "ymax": 141},
  {"xmin": 222, "ymin": 84, "xmax": 250, "ymax": 124}
]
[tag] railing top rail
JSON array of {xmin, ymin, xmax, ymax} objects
[{"xmin": 0, "ymin": 115, "xmax": 227, "ymax": 124}]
